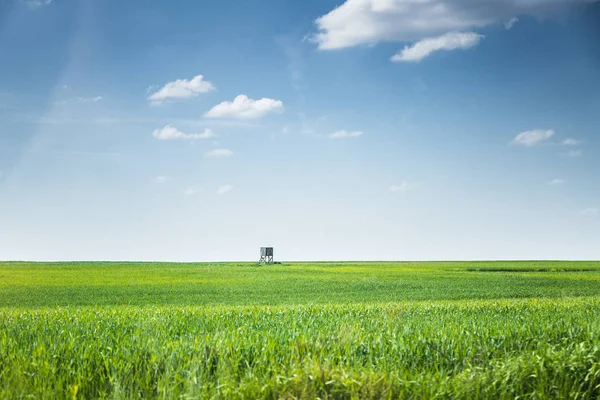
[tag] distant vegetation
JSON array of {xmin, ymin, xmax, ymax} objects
[
  {"xmin": 2, "ymin": 261, "xmax": 600, "ymax": 307},
  {"xmin": 1, "ymin": 261, "xmax": 600, "ymax": 398}
]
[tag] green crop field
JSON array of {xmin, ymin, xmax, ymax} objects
[{"xmin": 1, "ymin": 261, "xmax": 600, "ymax": 399}]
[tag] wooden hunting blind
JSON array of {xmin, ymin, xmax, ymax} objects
[{"xmin": 259, "ymin": 247, "xmax": 274, "ymax": 264}]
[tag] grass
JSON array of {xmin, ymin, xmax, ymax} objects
[
  {"xmin": 1, "ymin": 261, "xmax": 600, "ymax": 398},
  {"xmin": 2, "ymin": 261, "xmax": 600, "ymax": 307}
]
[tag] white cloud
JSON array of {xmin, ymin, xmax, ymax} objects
[
  {"xmin": 313, "ymin": 0, "xmax": 597, "ymax": 50},
  {"xmin": 76, "ymin": 96, "xmax": 103, "ymax": 103},
  {"xmin": 200, "ymin": 119, "xmax": 259, "ymax": 128},
  {"xmin": 391, "ymin": 31, "xmax": 483, "ymax": 62},
  {"xmin": 205, "ymin": 95, "xmax": 283, "ymax": 119},
  {"xmin": 390, "ymin": 182, "xmax": 410, "ymax": 192},
  {"xmin": 205, "ymin": 148, "xmax": 233, "ymax": 158},
  {"xmin": 562, "ymin": 138, "xmax": 581, "ymax": 146},
  {"xmin": 505, "ymin": 17, "xmax": 519, "ymax": 30},
  {"xmin": 581, "ymin": 208, "xmax": 599, "ymax": 217},
  {"xmin": 149, "ymin": 74, "xmax": 215, "ymax": 104},
  {"xmin": 547, "ymin": 178, "xmax": 566, "ymax": 186},
  {"xmin": 23, "ymin": 0, "xmax": 52, "ymax": 8},
  {"xmin": 511, "ymin": 129, "xmax": 554, "ymax": 147},
  {"xmin": 152, "ymin": 125, "xmax": 215, "ymax": 141},
  {"xmin": 567, "ymin": 150, "xmax": 582, "ymax": 157},
  {"xmin": 184, "ymin": 186, "xmax": 199, "ymax": 196},
  {"xmin": 154, "ymin": 176, "xmax": 168, "ymax": 184},
  {"xmin": 54, "ymin": 96, "xmax": 102, "ymax": 106},
  {"xmin": 217, "ymin": 184, "xmax": 234, "ymax": 195},
  {"xmin": 329, "ymin": 130, "xmax": 363, "ymax": 139}
]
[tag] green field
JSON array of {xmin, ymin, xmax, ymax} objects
[{"xmin": 1, "ymin": 261, "xmax": 600, "ymax": 399}]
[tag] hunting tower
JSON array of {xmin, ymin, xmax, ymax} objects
[{"xmin": 259, "ymin": 247, "xmax": 274, "ymax": 264}]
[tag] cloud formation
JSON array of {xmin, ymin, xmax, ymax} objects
[
  {"xmin": 391, "ymin": 32, "xmax": 483, "ymax": 62},
  {"xmin": 23, "ymin": 0, "xmax": 52, "ymax": 8},
  {"xmin": 217, "ymin": 184, "xmax": 234, "ymax": 195},
  {"xmin": 505, "ymin": 17, "xmax": 519, "ymax": 30},
  {"xmin": 184, "ymin": 186, "xmax": 199, "ymax": 196},
  {"xmin": 313, "ymin": 0, "xmax": 597, "ymax": 50},
  {"xmin": 390, "ymin": 182, "xmax": 410, "ymax": 192},
  {"xmin": 149, "ymin": 74, "xmax": 215, "ymax": 104},
  {"xmin": 511, "ymin": 129, "xmax": 554, "ymax": 147},
  {"xmin": 54, "ymin": 96, "xmax": 103, "ymax": 106},
  {"xmin": 76, "ymin": 96, "xmax": 103, "ymax": 103},
  {"xmin": 547, "ymin": 178, "xmax": 566, "ymax": 186},
  {"xmin": 205, "ymin": 95, "xmax": 284, "ymax": 119},
  {"xmin": 205, "ymin": 148, "xmax": 233, "ymax": 158},
  {"xmin": 562, "ymin": 138, "xmax": 581, "ymax": 146},
  {"xmin": 152, "ymin": 125, "xmax": 215, "ymax": 140},
  {"xmin": 329, "ymin": 130, "xmax": 363, "ymax": 139}
]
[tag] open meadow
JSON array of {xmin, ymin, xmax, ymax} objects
[{"xmin": 1, "ymin": 261, "xmax": 600, "ymax": 398}]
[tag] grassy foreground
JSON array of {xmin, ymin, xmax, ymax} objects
[{"xmin": 1, "ymin": 261, "xmax": 600, "ymax": 399}]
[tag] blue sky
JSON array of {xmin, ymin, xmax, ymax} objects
[{"xmin": 0, "ymin": 0, "xmax": 599, "ymax": 261}]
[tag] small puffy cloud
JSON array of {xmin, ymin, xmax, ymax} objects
[
  {"xmin": 329, "ymin": 130, "xmax": 363, "ymax": 139},
  {"xmin": 313, "ymin": 0, "xmax": 597, "ymax": 50},
  {"xmin": 505, "ymin": 17, "xmax": 519, "ymax": 30},
  {"xmin": 217, "ymin": 184, "xmax": 234, "ymax": 195},
  {"xmin": 184, "ymin": 186, "xmax": 199, "ymax": 196},
  {"xmin": 390, "ymin": 182, "xmax": 410, "ymax": 192},
  {"xmin": 548, "ymin": 178, "xmax": 566, "ymax": 186},
  {"xmin": 152, "ymin": 125, "xmax": 215, "ymax": 141},
  {"xmin": 567, "ymin": 150, "xmax": 582, "ymax": 157},
  {"xmin": 205, "ymin": 95, "xmax": 284, "ymax": 119},
  {"xmin": 205, "ymin": 148, "xmax": 233, "ymax": 158},
  {"xmin": 511, "ymin": 129, "xmax": 554, "ymax": 147},
  {"xmin": 149, "ymin": 74, "xmax": 215, "ymax": 104},
  {"xmin": 391, "ymin": 32, "xmax": 483, "ymax": 62},
  {"xmin": 562, "ymin": 138, "xmax": 581, "ymax": 146},
  {"xmin": 154, "ymin": 176, "xmax": 168, "ymax": 184},
  {"xmin": 581, "ymin": 208, "xmax": 599, "ymax": 217}
]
